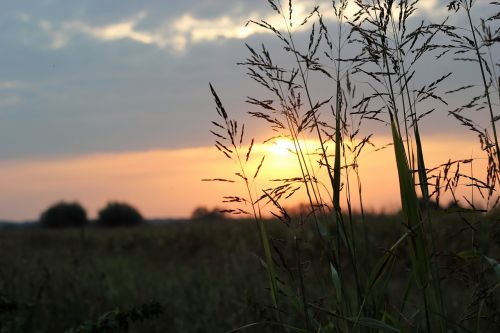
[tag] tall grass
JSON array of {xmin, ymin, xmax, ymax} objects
[{"xmin": 208, "ymin": 0, "xmax": 499, "ymax": 332}]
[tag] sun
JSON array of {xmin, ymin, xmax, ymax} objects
[
  {"xmin": 262, "ymin": 138, "xmax": 300, "ymax": 178},
  {"xmin": 262, "ymin": 137, "xmax": 326, "ymax": 177},
  {"xmin": 269, "ymin": 138, "xmax": 296, "ymax": 156}
]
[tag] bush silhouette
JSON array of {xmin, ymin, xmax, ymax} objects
[
  {"xmin": 191, "ymin": 206, "xmax": 225, "ymax": 221},
  {"xmin": 40, "ymin": 201, "xmax": 88, "ymax": 228},
  {"xmin": 97, "ymin": 202, "xmax": 143, "ymax": 227}
]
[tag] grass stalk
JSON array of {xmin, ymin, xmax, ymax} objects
[
  {"xmin": 208, "ymin": 84, "xmax": 282, "ymax": 326},
  {"xmin": 462, "ymin": 1, "xmax": 500, "ymax": 176},
  {"xmin": 294, "ymin": 237, "xmax": 311, "ymax": 332}
]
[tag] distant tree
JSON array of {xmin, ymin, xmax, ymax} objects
[
  {"xmin": 417, "ymin": 197, "xmax": 441, "ymax": 211},
  {"xmin": 40, "ymin": 201, "xmax": 88, "ymax": 228},
  {"xmin": 445, "ymin": 200, "xmax": 470, "ymax": 212},
  {"xmin": 191, "ymin": 206, "xmax": 225, "ymax": 221},
  {"xmin": 287, "ymin": 203, "xmax": 313, "ymax": 219},
  {"xmin": 97, "ymin": 202, "xmax": 143, "ymax": 227}
]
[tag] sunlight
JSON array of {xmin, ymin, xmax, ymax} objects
[
  {"xmin": 268, "ymin": 138, "xmax": 296, "ymax": 157},
  {"xmin": 261, "ymin": 138, "xmax": 327, "ymax": 180}
]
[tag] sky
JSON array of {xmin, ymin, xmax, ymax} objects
[{"xmin": 0, "ymin": 0, "xmax": 497, "ymax": 221}]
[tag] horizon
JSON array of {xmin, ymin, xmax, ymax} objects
[{"xmin": 0, "ymin": 133, "xmax": 489, "ymax": 221}]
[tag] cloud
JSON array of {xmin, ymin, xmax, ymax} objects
[
  {"xmin": 39, "ymin": 12, "xmax": 169, "ymax": 49},
  {"xmin": 0, "ymin": 81, "xmax": 25, "ymax": 90},
  {"xmin": 173, "ymin": 14, "xmax": 255, "ymax": 44},
  {"xmin": 0, "ymin": 81, "xmax": 26, "ymax": 106},
  {"xmin": 69, "ymin": 18, "xmax": 158, "ymax": 45},
  {"xmin": 0, "ymin": 0, "xmax": 483, "ymax": 165},
  {"xmin": 0, "ymin": 95, "xmax": 21, "ymax": 106},
  {"xmin": 34, "ymin": 0, "xmax": 452, "ymax": 53},
  {"xmin": 36, "ymin": 2, "xmax": 319, "ymax": 52}
]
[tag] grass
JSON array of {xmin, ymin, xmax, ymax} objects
[
  {"xmin": 0, "ymin": 221, "xmax": 269, "ymax": 332},
  {"xmin": 207, "ymin": 0, "xmax": 500, "ymax": 332}
]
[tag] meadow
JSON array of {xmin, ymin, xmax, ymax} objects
[
  {"xmin": 0, "ymin": 211, "xmax": 498, "ymax": 332},
  {"xmin": 0, "ymin": 220, "xmax": 268, "ymax": 332}
]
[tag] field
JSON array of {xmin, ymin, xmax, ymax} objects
[
  {"xmin": 0, "ymin": 213, "xmax": 498, "ymax": 332},
  {"xmin": 0, "ymin": 220, "xmax": 268, "ymax": 332}
]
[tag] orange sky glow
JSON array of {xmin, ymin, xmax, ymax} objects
[{"xmin": 0, "ymin": 132, "xmax": 492, "ymax": 221}]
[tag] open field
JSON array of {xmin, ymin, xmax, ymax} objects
[
  {"xmin": 1, "ymin": 220, "xmax": 268, "ymax": 332},
  {"xmin": 0, "ymin": 213, "xmax": 498, "ymax": 332}
]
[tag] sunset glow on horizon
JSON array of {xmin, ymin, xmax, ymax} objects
[{"xmin": 0, "ymin": 133, "xmax": 491, "ymax": 221}]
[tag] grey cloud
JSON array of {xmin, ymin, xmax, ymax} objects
[
  {"xmin": 3, "ymin": 1, "xmax": 332, "ymax": 53},
  {"xmin": 0, "ymin": 0, "xmax": 495, "ymax": 161}
]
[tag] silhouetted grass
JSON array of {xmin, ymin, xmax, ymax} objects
[{"xmin": 208, "ymin": 0, "xmax": 499, "ymax": 332}]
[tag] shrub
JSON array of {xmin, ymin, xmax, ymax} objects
[
  {"xmin": 97, "ymin": 202, "xmax": 143, "ymax": 227},
  {"xmin": 40, "ymin": 201, "xmax": 88, "ymax": 228},
  {"xmin": 190, "ymin": 206, "xmax": 225, "ymax": 221}
]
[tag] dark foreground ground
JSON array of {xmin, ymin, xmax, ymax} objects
[{"xmin": 0, "ymin": 213, "xmax": 499, "ymax": 332}]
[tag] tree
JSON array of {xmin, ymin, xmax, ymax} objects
[
  {"xmin": 97, "ymin": 202, "xmax": 143, "ymax": 227},
  {"xmin": 40, "ymin": 201, "xmax": 88, "ymax": 228}
]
